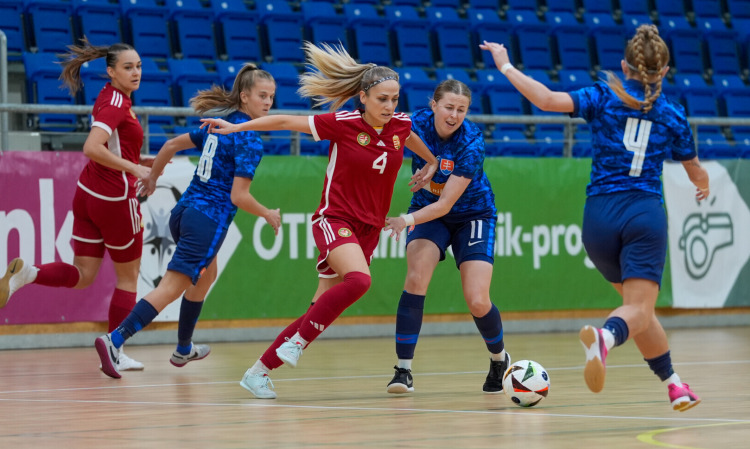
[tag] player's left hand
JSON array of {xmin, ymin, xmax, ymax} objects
[
  {"xmin": 383, "ymin": 216, "xmax": 408, "ymax": 240},
  {"xmin": 409, "ymin": 162, "xmax": 437, "ymax": 192}
]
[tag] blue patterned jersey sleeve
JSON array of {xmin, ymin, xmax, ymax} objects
[
  {"xmin": 189, "ymin": 127, "xmax": 204, "ymax": 148},
  {"xmin": 452, "ymin": 127, "xmax": 484, "ymax": 179}
]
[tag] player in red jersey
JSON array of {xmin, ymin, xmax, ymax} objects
[
  {"xmin": 0, "ymin": 38, "xmax": 152, "ymax": 371},
  {"xmin": 201, "ymin": 41, "xmax": 438, "ymax": 399}
]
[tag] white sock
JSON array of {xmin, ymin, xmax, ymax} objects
[
  {"xmin": 490, "ymin": 349, "xmax": 506, "ymax": 362},
  {"xmin": 600, "ymin": 328, "xmax": 616, "ymax": 351},
  {"xmin": 666, "ymin": 373, "xmax": 682, "ymax": 387},
  {"xmin": 249, "ymin": 360, "xmax": 269, "ymax": 375},
  {"xmin": 291, "ymin": 332, "xmax": 308, "ymax": 347},
  {"xmin": 397, "ymin": 359, "xmax": 412, "ymax": 370}
]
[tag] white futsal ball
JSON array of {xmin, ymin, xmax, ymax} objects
[{"xmin": 502, "ymin": 360, "xmax": 550, "ymax": 407}]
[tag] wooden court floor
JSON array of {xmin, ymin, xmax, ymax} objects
[{"xmin": 0, "ymin": 327, "xmax": 748, "ymax": 449}]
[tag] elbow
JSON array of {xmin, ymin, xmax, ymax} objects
[
  {"xmin": 82, "ymin": 142, "xmax": 96, "ymax": 159},
  {"xmin": 230, "ymin": 191, "xmax": 241, "ymax": 207}
]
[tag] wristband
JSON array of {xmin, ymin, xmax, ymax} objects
[
  {"xmin": 699, "ymin": 187, "xmax": 709, "ymax": 192},
  {"xmin": 401, "ymin": 213, "xmax": 415, "ymax": 227},
  {"xmin": 500, "ymin": 63, "xmax": 514, "ymax": 75}
]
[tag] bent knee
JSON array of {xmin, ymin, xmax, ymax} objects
[{"xmin": 345, "ymin": 271, "xmax": 372, "ymax": 295}]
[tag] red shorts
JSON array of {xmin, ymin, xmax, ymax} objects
[
  {"xmin": 312, "ymin": 216, "xmax": 381, "ymax": 277},
  {"xmin": 71, "ymin": 186, "xmax": 143, "ymax": 263}
]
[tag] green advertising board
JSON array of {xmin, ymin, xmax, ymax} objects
[{"xmin": 199, "ymin": 156, "xmax": 633, "ymax": 320}]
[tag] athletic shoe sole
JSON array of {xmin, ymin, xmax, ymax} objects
[
  {"xmin": 0, "ymin": 258, "xmax": 22, "ymax": 309},
  {"xmin": 95, "ymin": 337, "xmax": 121, "ymax": 379},
  {"xmin": 580, "ymin": 325, "xmax": 606, "ymax": 393}
]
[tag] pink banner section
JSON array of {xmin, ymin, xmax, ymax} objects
[{"xmin": 0, "ymin": 152, "xmax": 114, "ymax": 325}]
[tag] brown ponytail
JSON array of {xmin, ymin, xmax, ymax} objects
[{"xmin": 58, "ymin": 37, "xmax": 135, "ymax": 96}]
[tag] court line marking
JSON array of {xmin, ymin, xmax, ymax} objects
[
  {"xmin": 0, "ymin": 396, "xmax": 748, "ymax": 425},
  {"xmin": 636, "ymin": 421, "xmax": 749, "ymax": 449}
]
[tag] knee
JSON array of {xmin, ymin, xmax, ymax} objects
[
  {"xmin": 345, "ymin": 271, "xmax": 371, "ymax": 296},
  {"xmin": 466, "ymin": 297, "xmax": 492, "ymax": 317}
]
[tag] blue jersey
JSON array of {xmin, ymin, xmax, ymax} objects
[
  {"xmin": 409, "ymin": 108, "xmax": 496, "ymax": 221},
  {"xmin": 569, "ymin": 80, "xmax": 696, "ymax": 198},
  {"xmin": 177, "ymin": 110, "xmax": 264, "ymax": 229}
]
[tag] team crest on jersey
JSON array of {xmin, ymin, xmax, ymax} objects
[
  {"xmin": 338, "ymin": 227, "xmax": 353, "ymax": 238},
  {"xmin": 438, "ymin": 157, "xmax": 454, "ymax": 175},
  {"xmin": 129, "ymin": 108, "xmax": 136, "ymax": 120},
  {"xmin": 392, "ymin": 135, "xmax": 401, "ymax": 150},
  {"xmin": 357, "ymin": 132, "xmax": 371, "ymax": 146}
]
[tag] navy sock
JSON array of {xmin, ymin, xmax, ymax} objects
[
  {"xmin": 395, "ymin": 291, "xmax": 425, "ymax": 360},
  {"xmin": 645, "ymin": 351, "xmax": 674, "ymax": 381},
  {"xmin": 112, "ymin": 299, "xmax": 159, "ymax": 348},
  {"xmin": 177, "ymin": 296, "xmax": 204, "ymax": 351},
  {"xmin": 473, "ymin": 303, "xmax": 504, "ymax": 354},
  {"xmin": 602, "ymin": 316, "xmax": 629, "ymax": 347}
]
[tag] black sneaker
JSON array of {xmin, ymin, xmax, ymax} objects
[
  {"xmin": 483, "ymin": 352, "xmax": 511, "ymax": 394},
  {"xmin": 386, "ymin": 366, "xmax": 414, "ymax": 394}
]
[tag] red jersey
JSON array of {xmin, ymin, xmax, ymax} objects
[
  {"xmin": 77, "ymin": 83, "xmax": 144, "ymax": 200},
  {"xmin": 308, "ymin": 110, "xmax": 411, "ymax": 228}
]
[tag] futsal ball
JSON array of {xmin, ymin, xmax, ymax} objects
[{"xmin": 502, "ymin": 360, "xmax": 550, "ymax": 407}]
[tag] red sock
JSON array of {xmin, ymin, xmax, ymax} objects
[
  {"xmin": 108, "ymin": 288, "xmax": 137, "ymax": 332},
  {"xmin": 260, "ymin": 312, "xmax": 308, "ymax": 370},
  {"xmin": 298, "ymin": 272, "xmax": 371, "ymax": 343},
  {"xmin": 34, "ymin": 262, "xmax": 80, "ymax": 288}
]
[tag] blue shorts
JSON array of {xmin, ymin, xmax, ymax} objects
[
  {"xmin": 582, "ymin": 191, "xmax": 667, "ymax": 286},
  {"xmin": 405, "ymin": 215, "xmax": 496, "ymax": 268},
  {"xmin": 168, "ymin": 204, "xmax": 228, "ymax": 284}
]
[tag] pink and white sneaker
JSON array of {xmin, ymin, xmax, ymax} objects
[
  {"xmin": 669, "ymin": 383, "xmax": 701, "ymax": 411},
  {"xmin": 579, "ymin": 325, "xmax": 608, "ymax": 393}
]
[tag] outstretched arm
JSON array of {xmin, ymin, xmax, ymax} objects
[
  {"xmin": 480, "ymin": 41, "xmax": 575, "ymax": 113},
  {"xmin": 681, "ymin": 156, "xmax": 710, "ymax": 201},
  {"xmin": 201, "ymin": 115, "xmax": 312, "ymax": 135},
  {"xmin": 137, "ymin": 133, "xmax": 195, "ymax": 197}
]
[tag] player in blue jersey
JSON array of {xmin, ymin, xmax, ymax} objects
[
  {"xmin": 481, "ymin": 25, "xmax": 709, "ymax": 411},
  {"xmin": 94, "ymin": 64, "xmax": 282, "ymax": 379},
  {"xmin": 381, "ymin": 80, "xmax": 510, "ymax": 395}
]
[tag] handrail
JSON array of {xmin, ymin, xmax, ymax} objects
[
  {"xmin": 0, "ymin": 31, "xmax": 8, "ymax": 156},
  {"xmin": 1, "ymin": 102, "xmax": 749, "ymax": 154}
]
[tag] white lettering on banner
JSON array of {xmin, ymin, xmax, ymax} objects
[
  {"xmin": 0, "ymin": 179, "xmax": 74, "ymax": 270},
  {"xmin": 282, "ymin": 213, "xmax": 306, "ymax": 259},
  {"xmin": 0, "ymin": 210, "xmax": 35, "ymax": 268},
  {"xmin": 253, "ymin": 217, "xmax": 284, "ymax": 260},
  {"xmin": 496, "ymin": 212, "xmax": 586, "ymax": 269}
]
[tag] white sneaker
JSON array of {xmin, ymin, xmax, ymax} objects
[
  {"xmin": 118, "ymin": 351, "xmax": 145, "ymax": 371},
  {"xmin": 276, "ymin": 340, "xmax": 304, "ymax": 368},
  {"xmin": 240, "ymin": 369, "xmax": 277, "ymax": 399},
  {"xmin": 95, "ymin": 334, "xmax": 121, "ymax": 379},
  {"xmin": 0, "ymin": 258, "xmax": 38, "ymax": 308},
  {"xmin": 170, "ymin": 343, "xmax": 211, "ymax": 367}
]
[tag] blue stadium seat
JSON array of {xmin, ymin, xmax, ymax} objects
[
  {"xmin": 73, "ymin": 0, "xmax": 122, "ymax": 47},
  {"xmin": 620, "ymin": 0, "xmax": 651, "ymax": 16},
  {"xmin": 545, "ymin": 0, "xmax": 577, "ymax": 12},
  {"xmin": 215, "ymin": 60, "xmax": 246, "ymax": 90},
  {"xmin": 256, "ymin": 0, "xmax": 304, "ymax": 63},
  {"xmin": 261, "ymin": 130, "xmax": 291, "ymax": 155},
  {"xmin": 533, "ymin": 130, "xmax": 565, "ymax": 157},
  {"xmin": 721, "ymin": 89, "xmax": 750, "ymax": 135},
  {"xmin": 664, "ymin": 26, "xmax": 705, "ymax": 74},
  {"xmin": 262, "ymin": 62, "xmax": 310, "ymax": 110},
  {"xmin": 507, "ymin": 10, "xmax": 553, "ymax": 70},
  {"xmin": 23, "ymin": 52, "xmax": 78, "ymax": 131},
  {"xmin": 467, "ymin": 8, "xmax": 511, "ymax": 69},
  {"xmin": 0, "ymin": 0, "xmax": 26, "ymax": 60},
  {"xmin": 697, "ymin": 135, "xmax": 737, "ymax": 159},
  {"xmin": 346, "ymin": 0, "xmax": 379, "ymax": 4},
  {"xmin": 485, "ymin": 90, "xmax": 527, "ymax": 131},
  {"xmin": 343, "ymin": 4, "xmax": 391, "ymax": 66},
  {"xmin": 704, "ymin": 33, "xmax": 742, "ymax": 75},
  {"xmin": 425, "ymin": 7, "xmax": 473, "ymax": 68},
  {"xmin": 486, "ymin": 129, "xmax": 536, "ymax": 157},
  {"xmin": 467, "ymin": 0, "xmax": 500, "ymax": 9},
  {"xmin": 120, "ymin": 0, "xmax": 171, "ymax": 59},
  {"xmin": 547, "ymin": 11, "xmax": 591, "ymax": 71},
  {"xmin": 727, "ymin": 0, "xmax": 750, "ymax": 18},
  {"xmin": 431, "ymin": 0, "xmax": 462, "ymax": 7},
  {"xmin": 134, "ymin": 57, "xmax": 174, "ymax": 126},
  {"xmin": 558, "ymin": 69, "xmax": 593, "ymax": 91},
  {"xmin": 505, "ymin": 0, "xmax": 537, "ymax": 12},
  {"xmin": 148, "ymin": 123, "xmax": 168, "ymax": 153},
  {"xmin": 79, "ymin": 57, "xmax": 108, "ymax": 106},
  {"xmin": 23, "ymin": 0, "xmax": 74, "ymax": 54},
  {"xmin": 619, "ymin": 12, "xmax": 656, "ymax": 35},
  {"xmin": 384, "ymin": 5, "xmax": 433, "ymax": 67},
  {"xmin": 390, "ymin": 0, "xmax": 422, "ymax": 6},
  {"xmin": 166, "ymin": 0, "xmax": 216, "ymax": 60},
  {"xmin": 584, "ymin": 14, "xmax": 627, "ymax": 71},
  {"xmin": 395, "ymin": 67, "xmax": 434, "ymax": 112},
  {"xmin": 167, "ymin": 58, "xmax": 220, "ymax": 108},
  {"xmin": 713, "ymin": 74, "xmax": 748, "ymax": 96},
  {"xmin": 691, "ymin": 0, "xmax": 723, "ymax": 18},
  {"xmin": 654, "ymin": 0, "xmax": 688, "ymax": 19},
  {"xmin": 302, "ymin": 1, "xmax": 347, "ymax": 49},
  {"xmin": 580, "ymin": 0, "xmax": 614, "ymax": 16},
  {"xmin": 212, "ymin": 0, "xmax": 260, "ymax": 62}
]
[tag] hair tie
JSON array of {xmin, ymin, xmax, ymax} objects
[{"xmin": 363, "ymin": 76, "xmax": 397, "ymax": 92}]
